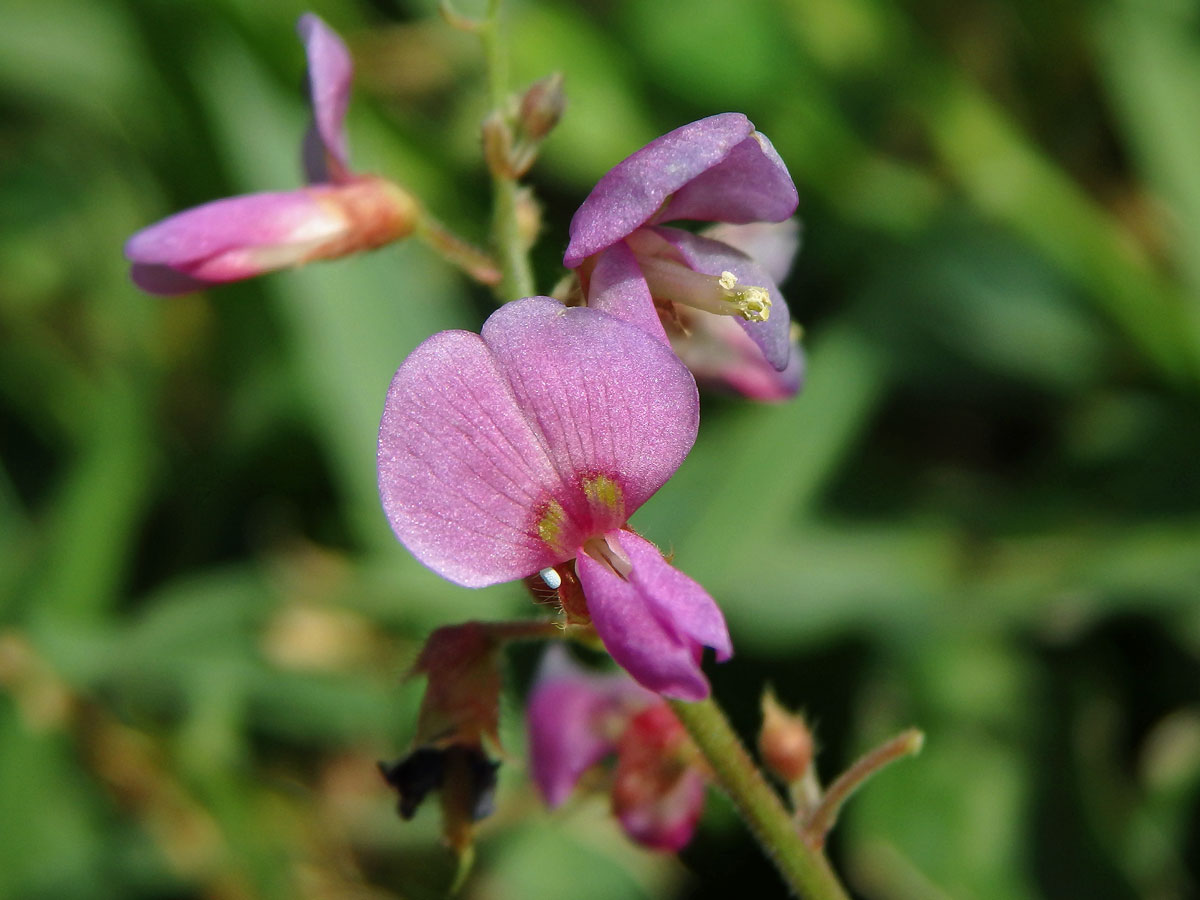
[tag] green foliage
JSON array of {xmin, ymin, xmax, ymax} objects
[{"xmin": 1, "ymin": 0, "xmax": 1198, "ymax": 897}]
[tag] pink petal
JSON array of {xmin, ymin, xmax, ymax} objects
[
  {"xmin": 377, "ymin": 328, "xmax": 569, "ymax": 587},
  {"xmin": 611, "ymin": 530, "xmax": 732, "ymax": 663},
  {"xmin": 616, "ymin": 763, "xmax": 707, "ymax": 852},
  {"xmin": 612, "ymin": 704, "xmax": 707, "ymax": 851},
  {"xmin": 656, "ymin": 130, "xmax": 797, "ymax": 227},
  {"xmin": 526, "ymin": 646, "xmax": 654, "ymax": 808},
  {"xmin": 576, "ymin": 530, "xmax": 731, "ymax": 700},
  {"xmin": 702, "ymin": 219, "xmax": 802, "ymax": 286},
  {"xmin": 651, "ymin": 226, "xmax": 792, "ymax": 371},
  {"xmin": 128, "ymin": 264, "xmax": 219, "ymax": 297},
  {"xmin": 124, "ymin": 190, "xmax": 349, "ymax": 295},
  {"xmin": 480, "ymin": 298, "xmax": 698, "ymax": 518},
  {"xmin": 671, "ymin": 313, "xmax": 805, "ymax": 401},
  {"xmin": 564, "ymin": 113, "xmax": 755, "ymax": 267},
  {"xmin": 297, "ymin": 13, "xmax": 353, "ymax": 182},
  {"xmin": 585, "ymin": 243, "xmax": 668, "ymax": 345}
]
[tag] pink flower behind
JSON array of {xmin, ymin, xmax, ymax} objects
[
  {"xmin": 527, "ymin": 647, "xmax": 708, "ymax": 852},
  {"xmin": 125, "ymin": 14, "xmax": 416, "ymax": 295},
  {"xmin": 565, "ymin": 113, "xmax": 805, "ymax": 400},
  {"xmin": 377, "ymin": 297, "xmax": 732, "ymax": 700}
]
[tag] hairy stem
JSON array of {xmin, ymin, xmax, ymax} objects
[{"xmin": 668, "ymin": 696, "xmax": 851, "ymax": 900}]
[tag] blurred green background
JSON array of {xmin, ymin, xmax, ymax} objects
[{"xmin": 2, "ymin": 0, "xmax": 1199, "ymax": 897}]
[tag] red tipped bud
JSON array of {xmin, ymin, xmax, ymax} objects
[{"xmin": 758, "ymin": 690, "xmax": 814, "ymax": 784}]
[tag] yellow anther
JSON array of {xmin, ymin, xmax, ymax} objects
[
  {"xmin": 635, "ymin": 254, "xmax": 772, "ymax": 323},
  {"xmin": 717, "ymin": 270, "xmax": 771, "ymax": 323}
]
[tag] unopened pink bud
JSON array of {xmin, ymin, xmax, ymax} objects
[
  {"xmin": 305, "ymin": 176, "xmax": 419, "ymax": 260},
  {"xmin": 126, "ymin": 176, "xmax": 418, "ymax": 296}
]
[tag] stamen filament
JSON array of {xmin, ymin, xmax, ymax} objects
[{"xmin": 637, "ymin": 255, "xmax": 772, "ymax": 323}]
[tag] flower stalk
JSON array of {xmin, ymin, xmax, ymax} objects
[
  {"xmin": 478, "ymin": 0, "xmax": 536, "ymax": 301},
  {"xmin": 415, "ymin": 212, "xmax": 502, "ymax": 286},
  {"xmin": 667, "ymin": 696, "xmax": 851, "ymax": 900},
  {"xmin": 803, "ymin": 728, "xmax": 925, "ymax": 847}
]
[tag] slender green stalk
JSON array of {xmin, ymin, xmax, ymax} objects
[
  {"xmin": 479, "ymin": 0, "xmax": 535, "ymax": 301},
  {"xmin": 804, "ymin": 728, "xmax": 924, "ymax": 846},
  {"xmin": 668, "ymin": 697, "xmax": 851, "ymax": 900},
  {"xmin": 414, "ymin": 213, "xmax": 501, "ymax": 286}
]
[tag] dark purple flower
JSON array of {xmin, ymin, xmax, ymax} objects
[
  {"xmin": 377, "ymin": 297, "xmax": 732, "ymax": 700},
  {"xmin": 564, "ymin": 113, "xmax": 804, "ymax": 400},
  {"xmin": 125, "ymin": 14, "xmax": 416, "ymax": 295}
]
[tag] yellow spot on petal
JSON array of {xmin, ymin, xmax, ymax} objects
[
  {"xmin": 582, "ymin": 474, "xmax": 626, "ymax": 522},
  {"xmin": 536, "ymin": 499, "xmax": 568, "ymax": 551}
]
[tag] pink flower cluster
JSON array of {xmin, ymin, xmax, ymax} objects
[
  {"xmin": 376, "ymin": 110, "xmax": 800, "ymax": 850},
  {"xmin": 125, "ymin": 14, "xmax": 803, "ymax": 855}
]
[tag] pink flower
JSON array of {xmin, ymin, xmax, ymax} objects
[
  {"xmin": 377, "ymin": 297, "xmax": 732, "ymax": 700},
  {"xmin": 125, "ymin": 14, "xmax": 416, "ymax": 295},
  {"xmin": 564, "ymin": 113, "xmax": 804, "ymax": 400},
  {"xmin": 527, "ymin": 647, "xmax": 707, "ymax": 851}
]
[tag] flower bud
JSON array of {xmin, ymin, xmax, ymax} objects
[
  {"xmin": 758, "ymin": 690, "xmax": 813, "ymax": 784},
  {"xmin": 482, "ymin": 110, "xmax": 516, "ymax": 179},
  {"xmin": 517, "ymin": 72, "xmax": 565, "ymax": 142},
  {"xmin": 307, "ymin": 176, "xmax": 419, "ymax": 259},
  {"xmin": 126, "ymin": 176, "xmax": 419, "ymax": 296}
]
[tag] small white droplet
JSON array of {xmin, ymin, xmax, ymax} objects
[{"xmin": 539, "ymin": 567, "xmax": 562, "ymax": 590}]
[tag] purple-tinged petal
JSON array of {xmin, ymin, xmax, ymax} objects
[
  {"xmin": 377, "ymin": 327, "xmax": 570, "ymax": 588},
  {"xmin": 577, "ymin": 530, "xmax": 730, "ymax": 700},
  {"xmin": 585, "ymin": 243, "xmax": 668, "ymax": 345},
  {"xmin": 702, "ymin": 219, "xmax": 802, "ymax": 286},
  {"xmin": 564, "ymin": 113, "xmax": 755, "ymax": 267},
  {"xmin": 124, "ymin": 190, "xmax": 350, "ymax": 295},
  {"xmin": 298, "ymin": 13, "xmax": 353, "ymax": 182},
  {"xmin": 651, "ymin": 226, "xmax": 792, "ymax": 371},
  {"xmin": 671, "ymin": 313, "xmax": 805, "ymax": 401},
  {"xmin": 527, "ymin": 646, "xmax": 655, "ymax": 808},
  {"xmin": 657, "ymin": 130, "xmax": 797, "ymax": 226},
  {"xmin": 480, "ymin": 298, "xmax": 698, "ymax": 519}
]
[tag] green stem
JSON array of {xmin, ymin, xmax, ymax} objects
[
  {"xmin": 804, "ymin": 728, "xmax": 924, "ymax": 846},
  {"xmin": 668, "ymin": 697, "xmax": 851, "ymax": 900},
  {"xmin": 415, "ymin": 213, "xmax": 501, "ymax": 286},
  {"xmin": 479, "ymin": 0, "xmax": 535, "ymax": 301}
]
